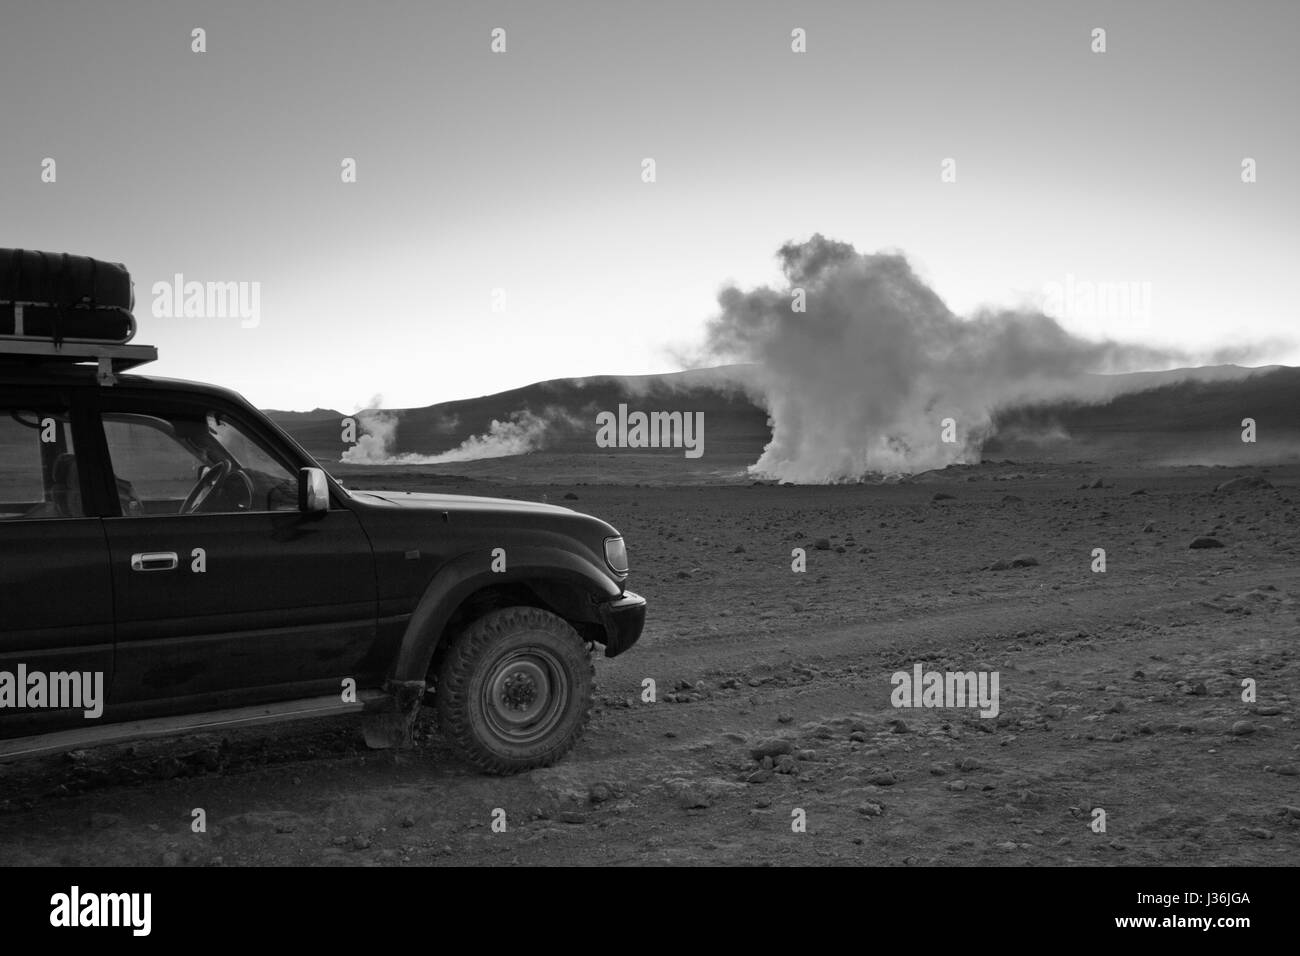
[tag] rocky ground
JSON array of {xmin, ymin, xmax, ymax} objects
[{"xmin": 1, "ymin": 461, "xmax": 1297, "ymax": 866}]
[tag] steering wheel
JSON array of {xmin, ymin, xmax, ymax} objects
[{"xmin": 182, "ymin": 460, "xmax": 232, "ymax": 514}]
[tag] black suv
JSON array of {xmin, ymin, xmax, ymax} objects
[{"xmin": 0, "ymin": 275, "xmax": 644, "ymax": 774}]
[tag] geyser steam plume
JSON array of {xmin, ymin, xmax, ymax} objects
[
  {"xmin": 703, "ymin": 235, "xmax": 1180, "ymax": 482},
  {"xmin": 341, "ymin": 408, "xmax": 571, "ymax": 465}
]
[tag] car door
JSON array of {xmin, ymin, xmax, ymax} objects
[
  {"xmin": 0, "ymin": 386, "xmax": 114, "ymax": 739},
  {"xmin": 90, "ymin": 388, "xmax": 378, "ymax": 720}
]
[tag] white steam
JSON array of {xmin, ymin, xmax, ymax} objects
[
  {"xmin": 704, "ymin": 235, "xmax": 1187, "ymax": 482},
  {"xmin": 341, "ymin": 408, "xmax": 570, "ymax": 465},
  {"xmin": 340, "ymin": 408, "xmax": 399, "ymax": 464}
]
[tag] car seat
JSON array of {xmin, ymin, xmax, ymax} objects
[{"xmin": 50, "ymin": 452, "xmax": 82, "ymax": 516}]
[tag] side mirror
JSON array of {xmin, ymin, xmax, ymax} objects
[{"xmin": 298, "ymin": 467, "xmax": 329, "ymax": 513}]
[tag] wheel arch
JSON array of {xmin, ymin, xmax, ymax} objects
[{"xmin": 389, "ymin": 546, "xmax": 621, "ymax": 687}]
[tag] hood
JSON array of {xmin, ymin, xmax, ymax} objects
[{"xmin": 348, "ymin": 489, "xmax": 578, "ymax": 516}]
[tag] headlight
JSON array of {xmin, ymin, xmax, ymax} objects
[{"xmin": 604, "ymin": 536, "xmax": 629, "ymax": 574}]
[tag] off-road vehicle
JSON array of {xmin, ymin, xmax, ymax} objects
[{"xmin": 0, "ymin": 249, "xmax": 645, "ymax": 773}]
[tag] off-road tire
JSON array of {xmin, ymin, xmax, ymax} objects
[{"xmin": 435, "ymin": 606, "xmax": 594, "ymax": 774}]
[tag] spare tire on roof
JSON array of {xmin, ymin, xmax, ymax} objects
[{"xmin": 0, "ymin": 248, "xmax": 136, "ymax": 344}]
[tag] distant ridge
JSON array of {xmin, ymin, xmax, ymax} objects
[{"xmin": 266, "ymin": 363, "xmax": 1300, "ymax": 469}]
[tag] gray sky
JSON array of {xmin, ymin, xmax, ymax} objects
[{"xmin": 2, "ymin": 0, "xmax": 1296, "ymax": 410}]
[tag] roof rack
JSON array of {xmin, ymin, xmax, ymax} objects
[{"xmin": 0, "ymin": 336, "xmax": 157, "ymax": 386}]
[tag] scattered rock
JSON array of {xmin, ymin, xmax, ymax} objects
[
  {"xmin": 749, "ymin": 737, "xmax": 796, "ymax": 760},
  {"xmin": 1230, "ymin": 720, "xmax": 1256, "ymax": 736},
  {"xmin": 989, "ymin": 553, "xmax": 1039, "ymax": 571},
  {"xmin": 671, "ymin": 784, "xmax": 713, "ymax": 810},
  {"xmin": 932, "ymin": 492, "xmax": 955, "ymax": 501},
  {"xmin": 813, "ymin": 538, "xmax": 831, "ymax": 551},
  {"xmin": 563, "ymin": 492, "xmax": 579, "ymax": 500},
  {"xmin": 1188, "ymin": 536, "xmax": 1225, "ymax": 549}
]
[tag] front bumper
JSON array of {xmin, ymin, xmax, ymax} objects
[{"xmin": 596, "ymin": 590, "xmax": 646, "ymax": 658}]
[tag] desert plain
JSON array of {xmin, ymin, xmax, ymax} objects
[{"xmin": 1, "ymin": 442, "xmax": 1296, "ymax": 865}]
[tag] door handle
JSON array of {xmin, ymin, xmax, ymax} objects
[{"xmin": 131, "ymin": 551, "xmax": 179, "ymax": 572}]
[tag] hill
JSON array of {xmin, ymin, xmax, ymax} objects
[{"xmin": 265, "ymin": 363, "xmax": 1300, "ymax": 482}]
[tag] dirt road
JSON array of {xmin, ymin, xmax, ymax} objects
[{"xmin": 2, "ymin": 462, "xmax": 1296, "ymax": 866}]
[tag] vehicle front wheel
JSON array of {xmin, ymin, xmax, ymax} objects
[{"xmin": 435, "ymin": 606, "xmax": 594, "ymax": 774}]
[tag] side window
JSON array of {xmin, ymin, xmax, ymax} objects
[
  {"xmin": 102, "ymin": 407, "xmax": 300, "ymax": 516},
  {"xmin": 102, "ymin": 414, "xmax": 207, "ymax": 515},
  {"xmin": 0, "ymin": 404, "xmax": 83, "ymax": 520}
]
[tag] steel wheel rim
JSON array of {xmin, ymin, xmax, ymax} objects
[{"xmin": 481, "ymin": 647, "xmax": 568, "ymax": 745}]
